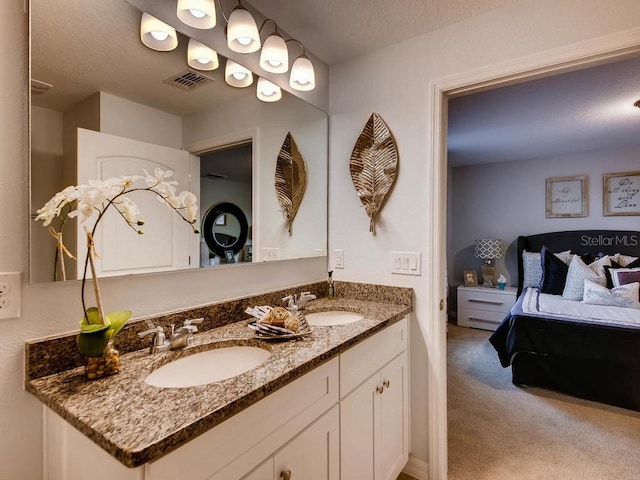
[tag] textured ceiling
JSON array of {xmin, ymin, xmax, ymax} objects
[
  {"xmin": 448, "ymin": 56, "xmax": 640, "ymax": 167},
  {"xmin": 248, "ymin": 0, "xmax": 514, "ymax": 65}
]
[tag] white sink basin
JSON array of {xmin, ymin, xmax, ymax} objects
[
  {"xmin": 305, "ymin": 311, "xmax": 364, "ymax": 326},
  {"xmin": 145, "ymin": 346, "xmax": 271, "ymax": 388}
]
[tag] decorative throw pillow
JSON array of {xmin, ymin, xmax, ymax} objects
[
  {"xmin": 540, "ymin": 246, "xmax": 570, "ymax": 295},
  {"xmin": 588, "ymin": 255, "xmax": 613, "ymax": 277},
  {"xmin": 562, "ymin": 255, "xmax": 606, "ymax": 301},
  {"xmin": 610, "ymin": 267, "xmax": 640, "ymax": 291},
  {"xmin": 613, "ymin": 254, "xmax": 640, "ymax": 267},
  {"xmin": 522, "ymin": 249, "xmax": 571, "ymax": 290},
  {"xmin": 582, "ymin": 279, "xmax": 640, "ymax": 309}
]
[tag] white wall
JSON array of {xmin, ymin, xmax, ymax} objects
[
  {"xmin": 449, "ymin": 147, "xmax": 640, "ymax": 290},
  {"xmin": 328, "ymin": 0, "xmax": 640, "ymax": 475},
  {"xmin": 0, "ymin": 4, "xmax": 325, "ymax": 479}
]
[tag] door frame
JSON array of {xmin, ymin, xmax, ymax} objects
[{"xmin": 428, "ymin": 27, "xmax": 640, "ymax": 479}]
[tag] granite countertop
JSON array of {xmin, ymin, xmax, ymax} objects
[{"xmin": 26, "ymin": 297, "xmax": 411, "ymax": 468}]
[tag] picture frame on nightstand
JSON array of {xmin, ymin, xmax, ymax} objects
[{"xmin": 463, "ymin": 270, "xmax": 478, "ymax": 287}]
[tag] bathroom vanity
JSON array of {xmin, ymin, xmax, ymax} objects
[{"xmin": 26, "ymin": 285, "xmax": 411, "ymax": 480}]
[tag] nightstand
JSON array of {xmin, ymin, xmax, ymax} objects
[{"xmin": 457, "ymin": 285, "xmax": 517, "ymax": 331}]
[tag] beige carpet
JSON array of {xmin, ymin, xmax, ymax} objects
[{"xmin": 447, "ymin": 324, "xmax": 640, "ymax": 480}]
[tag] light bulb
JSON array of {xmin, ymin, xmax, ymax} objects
[
  {"xmin": 189, "ymin": 8, "xmax": 206, "ymax": 18},
  {"xmin": 140, "ymin": 13, "xmax": 178, "ymax": 52},
  {"xmin": 237, "ymin": 37, "xmax": 252, "ymax": 46},
  {"xmin": 225, "ymin": 59, "xmax": 253, "ymax": 88},
  {"xmin": 150, "ymin": 31, "xmax": 169, "ymax": 41},
  {"xmin": 257, "ymin": 78, "xmax": 282, "ymax": 102},
  {"xmin": 233, "ymin": 72, "xmax": 247, "ymax": 80},
  {"xmin": 177, "ymin": 0, "xmax": 216, "ymax": 29}
]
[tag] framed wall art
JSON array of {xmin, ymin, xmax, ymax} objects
[
  {"xmin": 603, "ymin": 171, "xmax": 640, "ymax": 216},
  {"xmin": 463, "ymin": 270, "xmax": 478, "ymax": 287},
  {"xmin": 545, "ymin": 175, "xmax": 588, "ymax": 218}
]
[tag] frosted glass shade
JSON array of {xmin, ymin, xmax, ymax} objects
[
  {"xmin": 177, "ymin": 0, "xmax": 216, "ymax": 29},
  {"xmin": 140, "ymin": 13, "xmax": 178, "ymax": 51},
  {"xmin": 289, "ymin": 55, "xmax": 315, "ymax": 91},
  {"xmin": 188, "ymin": 39, "xmax": 219, "ymax": 71},
  {"xmin": 225, "ymin": 60, "xmax": 253, "ymax": 88},
  {"xmin": 257, "ymin": 78, "xmax": 282, "ymax": 102},
  {"xmin": 260, "ymin": 34, "xmax": 289, "ymax": 74},
  {"xmin": 227, "ymin": 7, "xmax": 261, "ymax": 53}
]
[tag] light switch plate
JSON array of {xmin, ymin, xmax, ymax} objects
[{"xmin": 391, "ymin": 252, "xmax": 421, "ymax": 276}]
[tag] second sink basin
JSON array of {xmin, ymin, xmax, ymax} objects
[
  {"xmin": 305, "ymin": 311, "xmax": 364, "ymax": 326},
  {"xmin": 144, "ymin": 345, "xmax": 271, "ymax": 388}
]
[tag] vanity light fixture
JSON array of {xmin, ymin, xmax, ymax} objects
[
  {"xmin": 188, "ymin": 39, "xmax": 219, "ymax": 71},
  {"xmin": 227, "ymin": 1, "xmax": 261, "ymax": 54},
  {"xmin": 634, "ymin": 99, "xmax": 640, "ymax": 109},
  {"xmin": 177, "ymin": 0, "xmax": 216, "ymax": 29},
  {"xmin": 258, "ymin": 20, "xmax": 288, "ymax": 74},
  {"xmin": 140, "ymin": 13, "xmax": 178, "ymax": 51},
  {"xmin": 225, "ymin": 59, "xmax": 253, "ymax": 87},
  {"xmin": 289, "ymin": 53, "xmax": 315, "ymax": 91},
  {"xmin": 257, "ymin": 77, "xmax": 282, "ymax": 102}
]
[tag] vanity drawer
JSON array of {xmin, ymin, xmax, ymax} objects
[{"xmin": 340, "ymin": 316, "xmax": 407, "ymax": 398}]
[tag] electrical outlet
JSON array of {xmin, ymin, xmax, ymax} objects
[
  {"xmin": 0, "ymin": 272, "xmax": 21, "ymax": 319},
  {"xmin": 334, "ymin": 249, "xmax": 344, "ymax": 269},
  {"xmin": 261, "ymin": 248, "xmax": 280, "ymax": 261}
]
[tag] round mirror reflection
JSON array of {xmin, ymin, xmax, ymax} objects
[{"xmin": 203, "ymin": 202, "xmax": 249, "ymax": 260}]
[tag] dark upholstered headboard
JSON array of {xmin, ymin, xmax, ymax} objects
[{"xmin": 516, "ymin": 230, "xmax": 640, "ymax": 296}]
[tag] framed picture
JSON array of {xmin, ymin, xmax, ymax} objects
[
  {"xmin": 463, "ymin": 270, "xmax": 478, "ymax": 287},
  {"xmin": 545, "ymin": 175, "xmax": 588, "ymax": 218},
  {"xmin": 603, "ymin": 171, "xmax": 640, "ymax": 216},
  {"xmin": 215, "ymin": 214, "xmax": 227, "ymax": 226},
  {"xmin": 224, "ymin": 250, "xmax": 235, "ymax": 263}
]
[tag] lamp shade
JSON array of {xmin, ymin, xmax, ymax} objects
[
  {"xmin": 227, "ymin": 6, "xmax": 261, "ymax": 53},
  {"xmin": 140, "ymin": 13, "xmax": 178, "ymax": 52},
  {"xmin": 289, "ymin": 54, "xmax": 315, "ymax": 91},
  {"xmin": 177, "ymin": 0, "xmax": 216, "ymax": 29},
  {"xmin": 474, "ymin": 239, "xmax": 503, "ymax": 260},
  {"xmin": 225, "ymin": 59, "xmax": 253, "ymax": 88},
  {"xmin": 257, "ymin": 78, "xmax": 282, "ymax": 102},
  {"xmin": 259, "ymin": 34, "xmax": 289, "ymax": 74},
  {"xmin": 188, "ymin": 39, "xmax": 219, "ymax": 71}
]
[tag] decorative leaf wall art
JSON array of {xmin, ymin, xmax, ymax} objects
[
  {"xmin": 275, "ymin": 132, "xmax": 307, "ymax": 235},
  {"xmin": 349, "ymin": 113, "xmax": 398, "ymax": 234}
]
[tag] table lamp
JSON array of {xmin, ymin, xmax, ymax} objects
[{"xmin": 474, "ymin": 238, "xmax": 503, "ymax": 287}]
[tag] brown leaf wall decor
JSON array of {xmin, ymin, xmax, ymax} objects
[
  {"xmin": 275, "ymin": 132, "xmax": 307, "ymax": 235},
  {"xmin": 349, "ymin": 113, "xmax": 398, "ymax": 234}
]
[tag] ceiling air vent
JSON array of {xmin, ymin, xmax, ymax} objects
[{"xmin": 164, "ymin": 69, "xmax": 213, "ymax": 91}]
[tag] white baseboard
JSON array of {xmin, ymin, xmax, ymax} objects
[{"xmin": 403, "ymin": 455, "xmax": 429, "ymax": 479}]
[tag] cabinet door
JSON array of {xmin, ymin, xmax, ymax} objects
[
  {"xmin": 240, "ymin": 458, "xmax": 273, "ymax": 480},
  {"xmin": 340, "ymin": 373, "xmax": 378, "ymax": 480},
  {"xmin": 274, "ymin": 405, "xmax": 339, "ymax": 480},
  {"xmin": 378, "ymin": 352, "xmax": 409, "ymax": 480}
]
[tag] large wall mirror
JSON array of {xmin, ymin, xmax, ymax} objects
[{"xmin": 29, "ymin": 0, "xmax": 328, "ymax": 284}]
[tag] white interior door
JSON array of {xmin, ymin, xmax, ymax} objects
[{"xmin": 77, "ymin": 128, "xmax": 198, "ymax": 278}]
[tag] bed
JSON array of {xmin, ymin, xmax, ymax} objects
[{"xmin": 489, "ymin": 230, "xmax": 640, "ymax": 411}]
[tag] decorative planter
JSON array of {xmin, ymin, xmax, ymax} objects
[{"xmin": 84, "ymin": 341, "xmax": 120, "ymax": 380}]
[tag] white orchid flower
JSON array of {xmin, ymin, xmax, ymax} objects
[
  {"xmin": 113, "ymin": 196, "xmax": 140, "ymax": 224},
  {"xmin": 144, "ymin": 168, "xmax": 178, "ymax": 198},
  {"xmin": 67, "ymin": 188, "xmax": 105, "ymax": 224},
  {"xmin": 178, "ymin": 191, "xmax": 198, "ymax": 223}
]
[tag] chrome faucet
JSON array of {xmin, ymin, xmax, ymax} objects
[
  {"xmin": 138, "ymin": 318, "xmax": 203, "ymax": 354},
  {"xmin": 282, "ymin": 292, "xmax": 317, "ymax": 311},
  {"xmin": 138, "ymin": 325, "xmax": 170, "ymax": 354},
  {"xmin": 168, "ymin": 318, "xmax": 203, "ymax": 349}
]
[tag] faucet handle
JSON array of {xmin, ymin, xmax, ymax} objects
[
  {"xmin": 184, "ymin": 318, "xmax": 203, "ymax": 330},
  {"xmin": 138, "ymin": 325, "xmax": 166, "ymax": 346}
]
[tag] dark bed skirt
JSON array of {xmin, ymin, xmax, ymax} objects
[{"xmin": 511, "ymin": 352, "xmax": 640, "ymax": 412}]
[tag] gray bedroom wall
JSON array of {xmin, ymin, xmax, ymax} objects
[{"xmin": 448, "ymin": 146, "xmax": 639, "ymax": 303}]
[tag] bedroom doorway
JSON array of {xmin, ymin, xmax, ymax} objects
[{"xmin": 426, "ymin": 35, "xmax": 640, "ymax": 479}]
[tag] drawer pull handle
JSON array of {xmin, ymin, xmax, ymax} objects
[
  {"xmin": 383, "ymin": 379, "xmax": 390, "ymax": 388},
  {"xmin": 469, "ymin": 299, "xmax": 503, "ymax": 305},
  {"xmin": 281, "ymin": 469, "xmax": 292, "ymax": 480},
  {"xmin": 468, "ymin": 317, "xmax": 496, "ymax": 323},
  {"xmin": 376, "ymin": 385, "xmax": 385, "ymax": 394}
]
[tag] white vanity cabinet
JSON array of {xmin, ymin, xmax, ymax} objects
[
  {"xmin": 340, "ymin": 317, "xmax": 409, "ymax": 480},
  {"xmin": 41, "ymin": 316, "xmax": 409, "ymax": 480}
]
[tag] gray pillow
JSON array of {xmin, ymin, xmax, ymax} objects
[
  {"xmin": 562, "ymin": 255, "xmax": 606, "ymax": 301},
  {"xmin": 522, "ymin": 249, "xmax": 571, "ymax": 290}
]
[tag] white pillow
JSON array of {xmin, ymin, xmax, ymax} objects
[
  {"xmin": 562, "ymin": 255, "xmax": 606, "ymax": 301},
  {"xmin": 522, "ymin": 249, "xmax": 571, "ymax": 289},
  {"xmin": 582, "ymin": 279, "xmax": 640, "ymax": 309},
  {"xmin": 613, "ymin": 253, "xmax": 639, "ymax": 267},
  {"xmin": 588, "ymin": 255, "xmax": 612, "ymax": 277}
]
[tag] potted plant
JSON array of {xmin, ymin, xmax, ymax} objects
[{"xmin": 35, "ymin": 168, "xmax": 199, "ymax": 379}]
